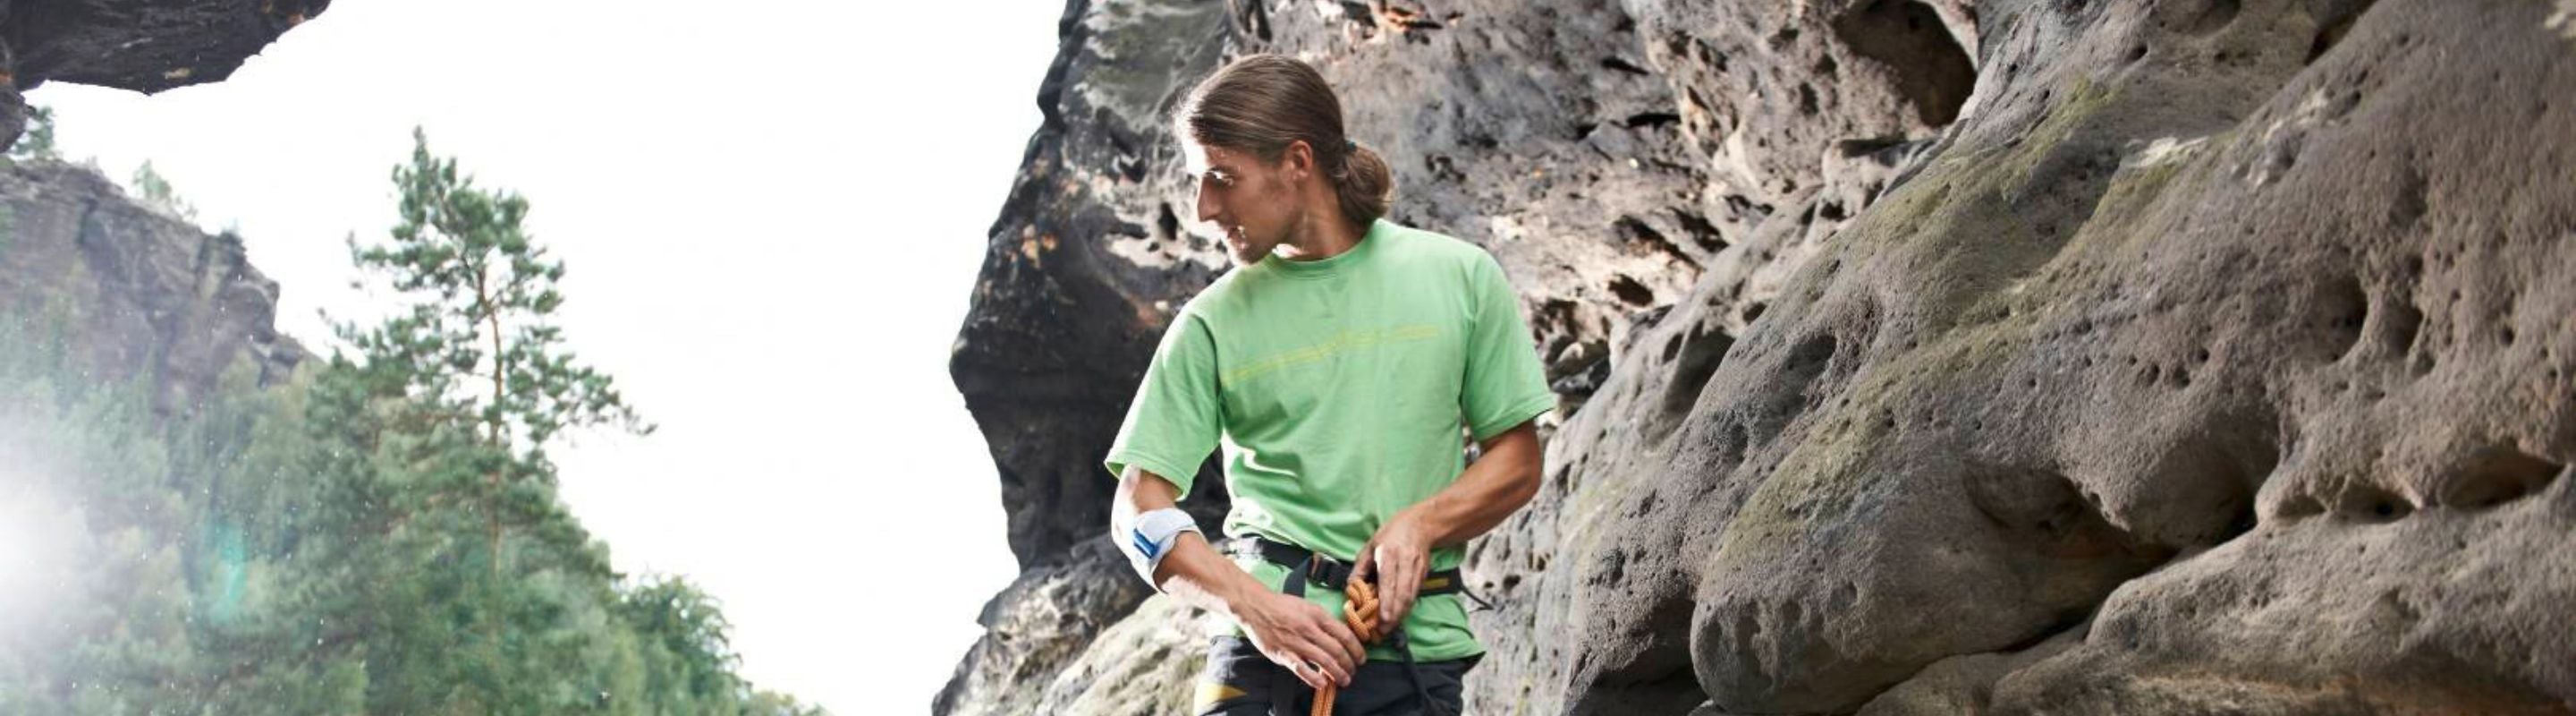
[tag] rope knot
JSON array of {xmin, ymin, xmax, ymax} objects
[{"xmin": 1316, "ymin": 577, "xmax": 1385, "ymax": 715}]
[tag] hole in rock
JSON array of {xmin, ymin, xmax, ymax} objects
[
  {"xmin": 2308, "ymin": 0, "xmax": 2377, "ymax": 64},
  {"xmin": 1831, "ymin": 0, "xmax": 1976, "ymax": 126},
  {"xmin": 1155, "ymin": 202, "xmax": 1181, "ymax": 242},
  {"xmin": 1608, "ymin": 275, "xmax": 1656, "ymax": 306},
  {"xmin": 2382, "ymin": 297, "xmax": 2423, "ymax": 354},
  {"xmin": 2441, "ymin": 447, "xmax": 2565, "ymax": 509},
  {"xmin": 2178, "ymin": 0, "xmax": 2242, "ymax": 36},
  {"xmin": 1624, "ymin": 112, "xmax": 1682, "ymax": 129},
  {"xmin": 2337, "ymin": 483, "xmax": 2414, "ymax": 524},
  {"xmin": 1659, "ymin": 322, "xmax": 1737, "ymax": 426},
  {"xmin": 2276, "ymin": 494, "xmax": 2326, "ymax": 520},
  {"xmin": 2317, "ymin": 277, "xmax": 2369, "ymax": 360}
]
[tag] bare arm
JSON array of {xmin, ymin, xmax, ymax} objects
[
  {"xmin": 1406, "ymin": 421, "xmax": 1546, "ymax": 548},
  {"xmin": 1112, "ymin": 467, "xmax": 1266, "ymax": 611},
  {"xmin": 1113, "ymin": 466, "xmax": 1364, "ymax": 689},
  {"xmin": 1352, "ymin": 420, "xmax": 1545, "ymax": 625}
]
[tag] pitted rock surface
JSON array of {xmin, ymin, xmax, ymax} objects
[{"xmin": 945, "ymin": 0, "xmax": 2576, "ymax": 713}]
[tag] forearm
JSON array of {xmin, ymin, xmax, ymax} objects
[
  {"xmin": 1402, "ymin": 422, "xmax": 1544, "ymax": 549},
  {"xmin": 1113, "ymin": 467, "xmax": 1269, "ymax": 615}
]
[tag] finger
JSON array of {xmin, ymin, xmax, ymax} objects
[
  {"xmin": 1326, "ymin": 614, "xmax": 1368, "ymax": 667},
  {"xmin": 1351, "ymin": 541, "xmax": 1377, "ymax": 581},
  {"xmin": 1290, "ymin": 656, "xmax": 1333, "ymax": 691},
  {"xmin": 1304, "ymin": 640, "xmax": 1353, "ymax": 687},
  {"xmin": 1385, "ymin": 555, "xmax": 1419, "ymax": 625},
  {"xmin": 1275, "ymin": 637, "xmax": 1337, "ymax": 690}
]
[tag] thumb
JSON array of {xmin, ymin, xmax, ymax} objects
[{"xmin": 1351, "ymin": 541, "xmax": 1377, "ymax": 580}]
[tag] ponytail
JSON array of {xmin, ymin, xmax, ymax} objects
[{"xmin": 1334, "ymin": 141, "xmax": 1393, "ymax": 226}]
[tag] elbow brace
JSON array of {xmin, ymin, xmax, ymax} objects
[{"xmin": 1114, "ymin": 507, "xmax": 1202, "ymax": 590}]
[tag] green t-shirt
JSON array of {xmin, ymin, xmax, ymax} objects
[{"xmin": 1103, "ymin": 218, "xmax": 1556, "ymax": 662}]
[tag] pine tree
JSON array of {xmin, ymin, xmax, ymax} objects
[
  {"xmin": 0, "ymin": 125, "xmax": 819, "ymax": 715},
  {"xmin": 131, "ymin": 159, "xmax": 198, "ymax": 221},
  {"xmin": 337, "ymin": 126, "xmax": 652, "ymax": 712}
]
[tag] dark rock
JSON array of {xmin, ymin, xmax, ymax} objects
[
  {"xmin": 939, "ymin": 0, "xmax": 1233, "ymax": 709},
  {"xmin": 948, "ymin": 0, "xmax": 1236, "ymax": 570},
  {"xmin": 0, "ymin": 0, "xmax": 330, "ymax": 149}
]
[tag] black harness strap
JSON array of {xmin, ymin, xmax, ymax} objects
[
  {"xmin": 1234, "ymin": 537, "xmax": 1465, "ymax": 716},
  {"xmin": 1233, "ymin": 537, "xmax": 1468, "ymax": 597}
]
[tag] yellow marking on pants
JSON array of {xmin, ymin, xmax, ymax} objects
[{"xmin": 1195, "ymin": 682, "xmax": 1247, "ymax": 710}]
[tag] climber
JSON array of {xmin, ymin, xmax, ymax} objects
[{"xmin": 1104, "ymin": 54, "xmax": 1555, "ymax": 716}]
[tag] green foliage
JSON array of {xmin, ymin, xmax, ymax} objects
[
  {"xmin": 8, "ymin": 105, "xmax": 58, "ymax": 162},
  {"xmin": 0, "ymin": 131, "xmax": 815, "ymax": 714},
  {"xmin": 130, "ymin": 160, "xmax": 199, "ymax": 222},
  {"xmin": 345, "ymin": 127, "xmax": 651, "ymax": 457}
]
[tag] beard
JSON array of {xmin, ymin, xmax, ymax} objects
[
  {"xmin": 1222, "ymin": 223, "xmax": 1275, "ymax": 266},
  {"xmin": 1222, "ymin": 209, "xmax": 1307, "ymax": 266}
]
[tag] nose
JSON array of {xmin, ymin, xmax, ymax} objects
[{"xmin": 1195, "ymin": 183, "xmax": 1221, "ymax": 226}]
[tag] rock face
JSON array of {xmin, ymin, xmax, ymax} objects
[
  {"xmin": 0, "ymin": 0, "xmax": 330, "ymax": 149},
  {"xmin": 946, "ymin": 0, "xmax": 2576, "ymax": 713},
  {"xmin": 939, "ymin": 1, "xmax": 1232, "ymax": 709},
  {"xmin": 0, "ymin": 0, "xmax": 324, "ymax": 405},
  {"xmin": 0, "ymin": 159, "xmax": 305, "ymax": 407}
]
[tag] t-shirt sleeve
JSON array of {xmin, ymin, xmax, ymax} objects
[
  {"xmin": 1460, "ymin": 254, "xmax": 1557, "ymax": 441},
  {"xmin": 1103, "ymin": 311, "xmax": 1223, "ymax": 495}
]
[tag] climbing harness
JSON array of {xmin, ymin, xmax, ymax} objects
[{"xmin": 1232, "ymin": 537, "xmax": 1484, "ymax": 715}]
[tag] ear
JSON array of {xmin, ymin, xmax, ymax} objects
[{"xmin": 1281, "ymin": 139, "xmax": 1316, "ymax": 181}]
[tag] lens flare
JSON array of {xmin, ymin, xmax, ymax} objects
[{"xmin": 0, "ymin": 473, "xmax": 78, "ymax": 639}]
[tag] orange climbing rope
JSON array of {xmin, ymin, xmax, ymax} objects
[{"xmin": 1315, "ymin": 577, "xmax": 1385, "ymax": 716}]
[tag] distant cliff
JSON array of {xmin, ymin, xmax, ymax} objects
[
  {"xmin": 945, "ymin": 0, "xmax": 2576, "ymax": 713},
  {"xmin": 0, "ymin": 0, "xmax": 327, "ymax": 404},
  {"xmin": 0, "ymin": 158, "xmax": 305, "ymax": 407}
]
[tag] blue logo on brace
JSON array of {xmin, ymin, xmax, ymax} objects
[{"xmin": 1132, "ymin": 529, "xmax": 1162, "ymax": 559}]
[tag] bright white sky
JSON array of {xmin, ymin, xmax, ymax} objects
[{"xmin": 31, "ymin": 1, "xmax": 1063, "ymax": 712}]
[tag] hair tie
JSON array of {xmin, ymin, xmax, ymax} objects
[{"xmin": 1343, "ymin": 139, "xmax": 1358, "ymax": 153}]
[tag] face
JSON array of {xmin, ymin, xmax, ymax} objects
[{"xmin": 1183, "ymin": 140, "xmax": 1309, "ymax": 266}]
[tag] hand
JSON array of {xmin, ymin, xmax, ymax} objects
[
  {"xmin": 1352, "ymin": 509, "xmax": 1434, "ymax": 631},
  {"xmin": 1234, "ymin": 590, "xmax": 1365, "ymax": 690}
]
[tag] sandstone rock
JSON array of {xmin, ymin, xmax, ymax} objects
[
  {"xmin": 1564, "ymin": 0, "xmax": 2574, "ymax": 712},
  {"xmin": 1627, "ymin": 0, "xmax": 1977, "ymax": 210},
  {"xmin": 1026, "ymin": 595, "xmax": 1212, "ymax": 715},
  {"xmin": 1242, "ymin": 0, "xmax": 1718, "ymax": 364},
  {"xmin": 950, "ymin": 0, "xmax": 2576, "ymax": 713},
  {"xmin": 934, "ymin": 541, "xmax": 1157, "ymax": 716}
]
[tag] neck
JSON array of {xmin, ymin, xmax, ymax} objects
[{"xmin": 1275, "ymin": 203, "xmax": 1364, "ymax": 262}]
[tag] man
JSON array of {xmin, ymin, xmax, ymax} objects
[{"xmin": 1104, "ymin": 55, "xmax": 1555, "ymax": 715}]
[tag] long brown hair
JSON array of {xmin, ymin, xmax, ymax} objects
[{"xmin": 1175, "ymin": 54, "xmax": 1394, "ymax": 230}]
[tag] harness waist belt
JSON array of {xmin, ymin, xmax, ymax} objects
[{"xmin": 1230, "ymin": 537, "xmax": 1464, "ymax": 597}]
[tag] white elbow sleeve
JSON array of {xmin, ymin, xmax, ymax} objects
[{"xmin": 1114, "ymin": 507, "xmax": 1202, "ymax": 590}]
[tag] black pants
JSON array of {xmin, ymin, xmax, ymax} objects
[{"xmin": 1193, "ymin": 635, "xmax": 1479, "ymax": 716}]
